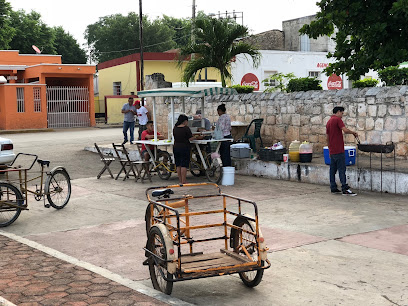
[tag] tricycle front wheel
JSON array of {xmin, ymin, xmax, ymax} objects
[
  {"xmin": 231, "ymin": 217, "xmax": 264, "ymax": 287},
  {"xmin": 45, "ymin": 169, "xmax": 71, "ymax": 209},
  {"xmin": 147, "ymin": 226, "xmax": 174, "ymax": 294}
]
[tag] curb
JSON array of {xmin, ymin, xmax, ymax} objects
[
  {"xmin": 0, "ymin": 129, "xmax": 55, "ymax": 135},
  {"xmin": 0, "ymin": 231, "xmax": 192, "ymax": 306},
  {"xmin": 0, "ymin": 296, "xmax": 16, "ymax": 306}
]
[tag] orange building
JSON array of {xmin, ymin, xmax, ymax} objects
[{"xmin": 0, "ymin": 50, "xmax": 96, "ymax": 130}]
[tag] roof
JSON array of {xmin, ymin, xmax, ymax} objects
[{"xmin": 137, "ymin": 87, "xmax": 237, "ymax": 98}]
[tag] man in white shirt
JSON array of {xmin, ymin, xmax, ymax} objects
[{"xmin": 135, "ymin": 100, "xmax": 151, "ymax": 140}]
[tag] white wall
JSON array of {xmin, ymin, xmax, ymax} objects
[{"xmin": 231, "ymin": 50, "xmax": 378, "ymax": 91}]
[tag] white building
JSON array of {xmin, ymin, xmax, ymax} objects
[{"xmin": 231, "ymin": 50, "xmax": 379, "ymax": 92}]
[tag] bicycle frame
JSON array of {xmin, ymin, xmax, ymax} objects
[{"xmin": 3, "ymin": 153, "xmax": 50, "ymax": 206}]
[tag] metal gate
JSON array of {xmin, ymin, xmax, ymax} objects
[{"xmin": 47, "ymin": 86, "xmax": 90, "ymax": 128}]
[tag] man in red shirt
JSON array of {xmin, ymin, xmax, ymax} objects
[
  {"xmin": 140, "ymin": 121, "xmax": 164, "ymax": 161},
  {"xmin": 326, "ymin": 106, "xmax": 358, "ymax": 196}
]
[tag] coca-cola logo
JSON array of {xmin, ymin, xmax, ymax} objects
[
  {"xmin": 241, "ymin": 80, "xmax": 259, "ymax": 87},
  {"xmin": 327, "ymin": 74, "xmax": 343, "ymax": 90},
  {"xmin": 240, "ymin": 73, "xmax": 260, "ymax": 91}
]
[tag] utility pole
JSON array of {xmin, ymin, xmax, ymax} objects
[
  {"xmin": 139, "ymin": 0, "xmax": 144, "ymax": 100},
  {"xmin": 191, "ymin": 0, "xmax": 196, "ymax": 45}
]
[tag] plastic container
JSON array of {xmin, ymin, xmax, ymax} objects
[
  {"xmin": 221, "ymin": 167, "xmax": 235, "ymax": 186},
  {"xmin": 258, "ymin": 148, "xmax": 286, "ymax": 161},
  {"xmin": 288, "ymin": 140, "xmax": 301, "ymax": 162},
  {"xmin": 230, "ymin": 143, "xmax": 251, "ymax": 158},
  {"xmin": 299, "ymin": 141, "xmax": 313, "ymax": 163},
  {"xmin": 323, "ymin": 146, "xmax": 356, "ymax": 166}
]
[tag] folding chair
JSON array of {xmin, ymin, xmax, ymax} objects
[
  {"xmin": 112, "ymin": 143, "xmax": 151, "ymax": 182},
  {"xmin": 241, "ymin": 118, "xmax": 264, "ymax": 152},
  {"xmin": 134, "ymin": 143, "xmax": 152, "ymax": 183},
  {"xmin": 94, "ymin": 143, "xmax": 115, "ymax": 179}
]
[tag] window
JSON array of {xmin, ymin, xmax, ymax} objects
[
  {"xmin": 309, "ymin": 71, "xmax": 320, "ymax": 78},
  {"xmin": 17, "ymin": 87, "xmax": 25, "ymax": 113},
  {"xmin": 34, "ymin": 87, "xmax": 41, "ymax": 112},
  {"xmin": 300, "ymin": 34, "xmax": 310, "ymax": 52},
  {"xmin": 263, "ymin": 71, "xmax": 277, "ymax": 87},
  {"xmin": 113, "ymin": 82, "xmax": 121, "ymax": 95}
]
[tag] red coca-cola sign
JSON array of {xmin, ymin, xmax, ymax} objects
[
  {"xmin": 327, "ymin": 74, "xmax": 343, "ymax": 90},
  {"xmin": 241, "ymin": 73, "xmax": 260, "ymax": 91}
]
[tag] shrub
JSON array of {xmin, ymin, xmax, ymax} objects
[
  {"xmin": 352, "ymin": 78, "xmax": 379, "ymax": 88},
  {"xmin": 287, "ymin": 77, "xmax": 322, "ymax": 92},
  {"xmin": 230, "ymin": 84, "xmax": 254, "ymax": 93},
  {"xmin": 378, "ymin": 66, "xmax": 408, "ymax": 86}
]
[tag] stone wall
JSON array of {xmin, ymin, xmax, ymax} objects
[{"xmin": 149, "ymin": 86, "xmax": 408, "ymax": 158}]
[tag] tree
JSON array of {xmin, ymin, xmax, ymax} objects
[
  {"xmin": 178, "ymin": 16, "xmax": 260, "ymax": 87},
  {"xmin": 0, "ymin": 0, "xmax": 14, "ymax": 49},
  {"xmin": 9, "ymin": 10, "xmax": 56, "ymax": 55},
  {"xmin": 161, "ymin": 15, "xmax": 191, "ymax": 49},
  {"xmin": 85, "ymin": 13, "xmax": 176, "ymax": 63},
  {"xmin": 300, "ymin": 0, "xmax": 408, "ymax": 80},
  {"xmin": 53, "ymin": 27, "xmax": 87, "ymax": 64}
]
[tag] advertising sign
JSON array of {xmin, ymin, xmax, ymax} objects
[
  {"xmin": 241, "ymin": 73, "xmax": 260, "ymax": 91},
  {"xmin": 327, "ymin": 74, "xmax": 343, "ymax": 90}
]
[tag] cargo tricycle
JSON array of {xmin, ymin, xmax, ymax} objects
[{"xmin": 143, "ymin": 183, "xmax": 270, "ymax": 294}]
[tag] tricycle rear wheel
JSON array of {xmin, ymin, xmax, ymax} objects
[
  {"xmin": 147, "ymin": 226, "xmax": 174, "ymax": 294},
  {"xmin": 0, "ymin": 182, "xmax": 24, "ymax": 227},
  {"xmin": 231, "ymin": 217, "xmax": 264, "ymax": 287}
]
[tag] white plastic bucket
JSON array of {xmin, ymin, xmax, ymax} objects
[{"xmin": 221, "ymin": 167, "xmax": 235, "ymax": 186}]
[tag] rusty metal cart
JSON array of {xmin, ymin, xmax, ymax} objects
[
  {"xmin": 0, "ymin": 153, "xmax": 71, "ymax": 227},
  {"xmin": 143, "ymin": 183, "xmax": 270, "ymax": 295}
]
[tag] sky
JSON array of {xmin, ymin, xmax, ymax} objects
[{"xmin": 8, "ymin": 0, "xmax": 319, "ymax": 48}]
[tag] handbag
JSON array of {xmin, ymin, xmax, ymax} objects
[{"xmin": 212, "ymin": 126, "xmax": 223, "ymax": 140}]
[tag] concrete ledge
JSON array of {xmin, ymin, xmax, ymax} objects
[{"xmin": 234, "ymin": 159, "xmax": 408, "ymax": 195}]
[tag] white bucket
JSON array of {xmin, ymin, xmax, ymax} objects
[{"xmin": 221, "ymin": 167, "xmax": 235, "ymax": 186}]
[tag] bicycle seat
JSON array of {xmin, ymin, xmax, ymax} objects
[
  {"xmin": 37, "ymin": 159, "xmax": 50, "ymax": 167},
  {"xmin": 152, "ymin": 189, "xmax": 174, "ymax": 198}
]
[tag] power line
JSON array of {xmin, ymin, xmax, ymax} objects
[{"xmin": 98, "ymin": 34, "xmax": 191, "ymax": 55}]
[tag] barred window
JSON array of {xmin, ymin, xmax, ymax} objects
[
  {"xmin": 17, "ymin": 87, "xmax": 25, "ymax": 113},
  {"xmin": 34, "ymin": 87, "xmax": 41, "ymax": 112},
  {"xmin": 263, "ymin": 71, "xmax": 277, "ymax": 87},
  {"xmin": 309, "ymin": 71, "xmax": 320, "ymax": 78},
  {"xmin": 113, "ymin": 82, "xmax": 121, "ymax": 95}
]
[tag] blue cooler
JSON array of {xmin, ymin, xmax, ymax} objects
[{"xmin": 323, "ymin": 146, "xmax": 356, "ymax": 166}]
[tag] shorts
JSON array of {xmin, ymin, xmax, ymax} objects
[{"xmin": 173, "ymin": 147, "xmax": 190, "ymax": 168}]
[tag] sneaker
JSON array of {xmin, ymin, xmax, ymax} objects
[
  {"xmin": 122, "ymin": 140, "xmax": 128, "ymax": 145},
  {"xmin": 331, "ymin": 189, "xmax": 342, "ymax": 194},
  {"xmin": 343, "ymin": 189, "xmax": 357, "ymax": 196}
]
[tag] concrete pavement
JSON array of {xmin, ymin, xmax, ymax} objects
[{"xmin": 1, "ymin": 173, "xmax": 408, "ymax": 305}]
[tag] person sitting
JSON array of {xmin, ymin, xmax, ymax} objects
[
  {"xmin": 140, "ymin": 121, "xmax": 165, "ymax": 161},
  {"xmin": 192, "ymin": 109, "xmax": 211, "ymax": 131}
]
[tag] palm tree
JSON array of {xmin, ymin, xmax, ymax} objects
[{"xmin": 178, "ymin": 16, "xmax": 260, "ymax": 87}]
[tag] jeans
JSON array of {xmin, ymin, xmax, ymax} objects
[
  {"xmin": 329, "ymin": 153, "xmax": 349, "ymax": 191},
  {"xmin": 138, "ymin": 124, "xmax": 147, "ymax": 140},
  {"xmin": 123, "ymin": 121, "xmax": 135, "ymax": 142},
  {"xmin": 220, "ymin": 135, "xmax": 232, "ymax": 167}
]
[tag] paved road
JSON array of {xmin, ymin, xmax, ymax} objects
[
  {"xmin": 1, "ymin": 128, "xmax": 408, "ymax": 305},
  {"xmin": 3, "ymin": 128, "xmax": 125, "ymax": 179}
]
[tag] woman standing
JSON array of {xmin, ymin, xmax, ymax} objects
[
  {"xmin": 173, "ymin": 114, "xmax": 196, "ymax": 184},
  {"xmin": 216, "ymin": 104, "xmax": 232, "ymax": 167}
]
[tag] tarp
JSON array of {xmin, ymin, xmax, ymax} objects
[{"xmin": 137, "ymin": 87, "xmax": 237, "ymax": 98}]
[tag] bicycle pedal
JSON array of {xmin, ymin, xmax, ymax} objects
[{"xmin": 44, "ymin": 204, "xmax": 50, "ymax": 208}]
